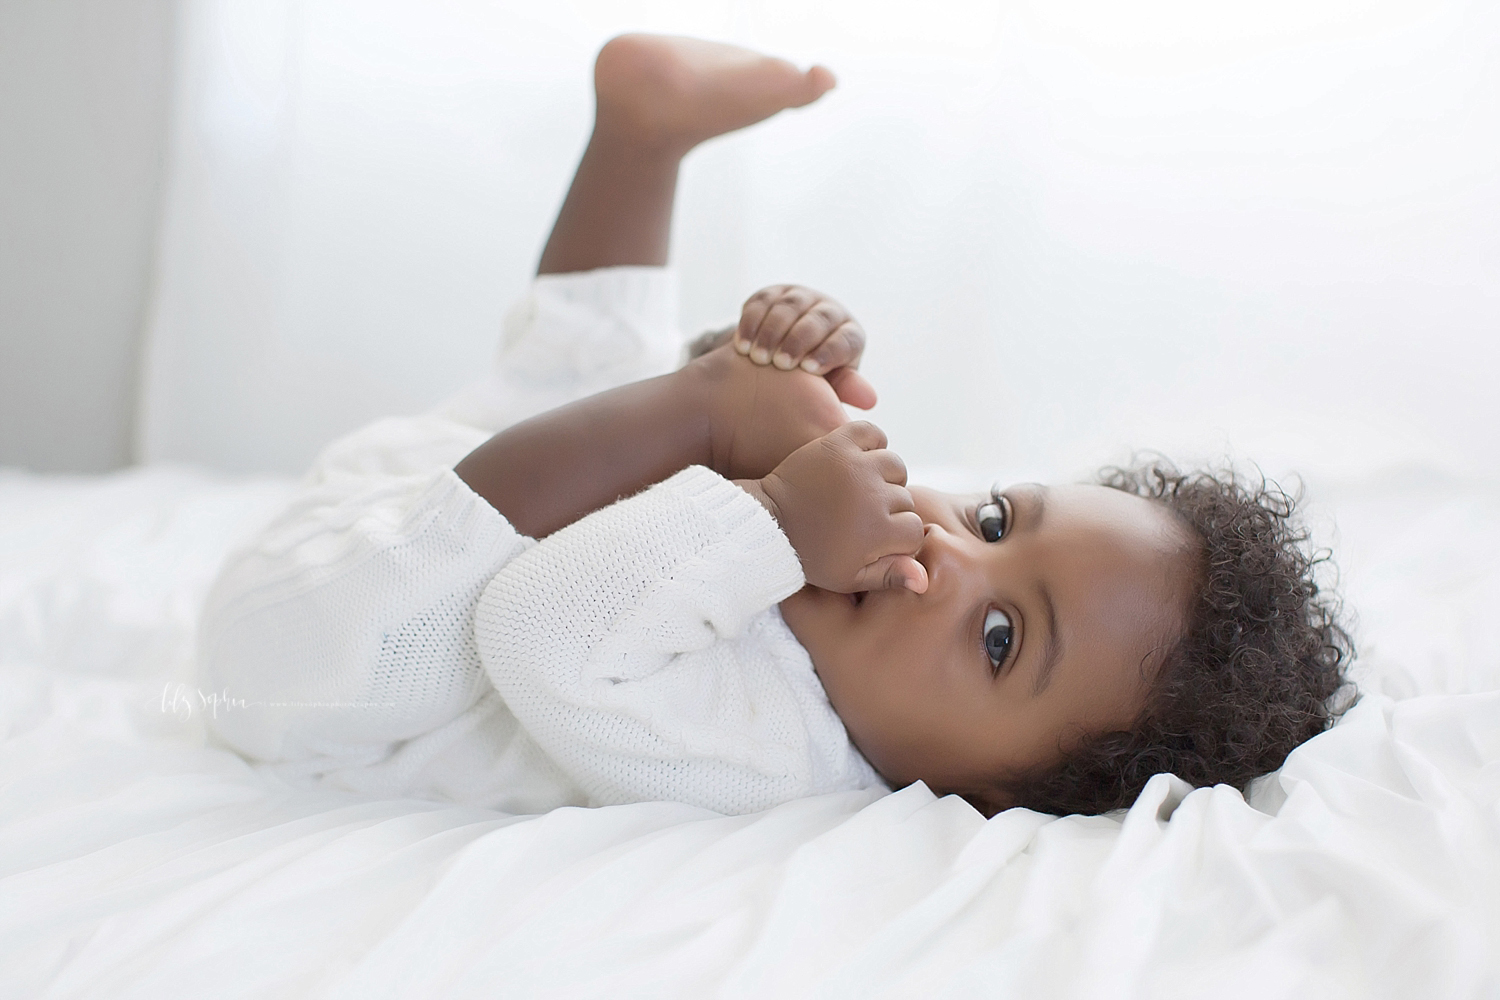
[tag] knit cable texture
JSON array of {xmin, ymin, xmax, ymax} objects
[{"xmin": 477, "ymin": 465, "xmax": 886, "ymax": 814}]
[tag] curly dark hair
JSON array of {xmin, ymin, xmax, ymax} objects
[{"xmin": 988, "ymin": 460, "xmax": 1356, "ymax": 817}]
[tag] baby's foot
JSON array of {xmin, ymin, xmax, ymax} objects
[{"xmin": 593, "ymin": 34, "xmax": 835, "ymax": 155}]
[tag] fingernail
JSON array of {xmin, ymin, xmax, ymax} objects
[
  {"xmin": 772, "ymin": 353, "xmax": 794, "ymax": 370},
  {"xmin": 800, "ymin": 358, "xmax": 822, "ymax": 374},
  {"xmin": 751, "ymin": 347, "xmax": 771, "ymax": 365},
  {"xmin": 734, "ymin": 338, "xmax": 752, "ymax": 355}
]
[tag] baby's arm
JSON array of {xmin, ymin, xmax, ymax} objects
[
  {"xmin": 477, "ymin": 465, "xmax": 885, "ymax": 813},
  {"xmin": 454, "ymin": 285, "xmax": 874, "ymax": 539}
]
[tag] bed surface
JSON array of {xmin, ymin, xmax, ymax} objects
[{"xmin": 2, "ymin": 465, "xmax": 1498, "ymax": 998}]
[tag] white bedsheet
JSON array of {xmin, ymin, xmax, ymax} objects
[{"xmin": 2, "ymin": 465, "xmax": 1498, "ymax": 999}]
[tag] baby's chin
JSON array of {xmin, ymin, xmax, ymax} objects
[
  {"xmin": 779, "ymin": 584, "xmax": 858, "ymax": 649},
  {"xmin": 782, "ymin": 583, "xmax": 861, "ymax": 611}
]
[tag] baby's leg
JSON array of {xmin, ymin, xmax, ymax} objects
[{"xmin": 537, "ymin": 34, "xmax": 834, "ymax": 275}]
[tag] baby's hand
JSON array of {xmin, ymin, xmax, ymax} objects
[
  {"xmin": 735, "ymin": 285, "xmax": 875, "ymax": 409},
  {"xmin": 743, "ymin": 422, "xmax": 928, "ymax": 594}
]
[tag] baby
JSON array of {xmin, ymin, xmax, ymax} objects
[{"xmin": 199, "ymin": 35, "xmax": 1352, "ymax": 817}]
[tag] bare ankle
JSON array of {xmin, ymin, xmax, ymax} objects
[{"xmin": 589, "ymin": 106, "xmax": 695, "ymax": 162}]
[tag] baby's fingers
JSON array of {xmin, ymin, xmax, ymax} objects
[
  {"xmin": 834, "ymin": 420, "xmax": 888, "ymax": 452},
  {"xmin": 859, "ymin": 507, "xmax": 926, "ymax": 591},
  {"xmin": 798, "ymin": 321, "xmax": 866, "ymax": 376},
  {"xmin": 886, "ymin": 505, "xmax": 926, "ymax": 554},
  {"xmin": 740, "ymin": 287, "xmax": 818, "ymax": 364},
  {"xmin": 734, "ymin": 285, "xmax": 792, "ymax": 356},
  {"xmin": 870, "ymin": 448, "xmax": 908, "ymax": 487},
  {"xmin": 854, "ymin": 554, "xmax": 929, "ymax": 594},
  {"xmin": 774, "ymin": 306, "xmax": 855, "ymax": 370}
]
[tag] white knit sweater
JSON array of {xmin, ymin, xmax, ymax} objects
[{"xmin": 197, "ymin": 267, "xmax": 886, "ymax": 815}]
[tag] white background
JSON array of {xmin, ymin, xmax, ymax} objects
[{"xmin": 136, "ymin": 0, "xmax": 1500, "ymax": 488}]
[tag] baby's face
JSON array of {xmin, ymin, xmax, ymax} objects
[{"xmin": 779, "ymin": 482, "xmax": 1196, "ymax": 810}]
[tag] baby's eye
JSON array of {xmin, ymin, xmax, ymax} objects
[
  {"xmin": 984, "ymin": 608, "xmax": 1014, "ymax": 671},
  {"xmin": 976, "ymin": 495, "xmax": 1010, "ymax": 542}
]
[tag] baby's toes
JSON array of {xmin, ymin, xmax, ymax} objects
[{"xmin": 791, "ymin": 65, "xmax": 837, "ymax": 108}]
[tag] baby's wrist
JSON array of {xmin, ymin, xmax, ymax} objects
[{"xmin": 732, "ymin": 477, "xmax": 781, "ymax": 525}]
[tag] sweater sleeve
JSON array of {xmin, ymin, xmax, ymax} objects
[
  {"xmin": 475, "ymin": 466, "xmax": 880, "ymax": 814},
  {"xmin": 198, "ymin": 416, "xmax": 531, "ymax": 769}
]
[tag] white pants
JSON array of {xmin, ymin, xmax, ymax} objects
[
  {"xmin": 435, "ymin": 265, "xmax": 689, "ymax": 435},
  {"xmin": 199, "ymin": 266, "xmax": 691, "ymax": 811}
]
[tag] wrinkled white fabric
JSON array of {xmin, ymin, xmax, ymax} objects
[
  {"xmin": 3, "ymin": 453, "xmax": 1500, "ymax": 999},
  {"xmin": 9, "ymin": 258, "xmax": 1500, "ymax": 995}
]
